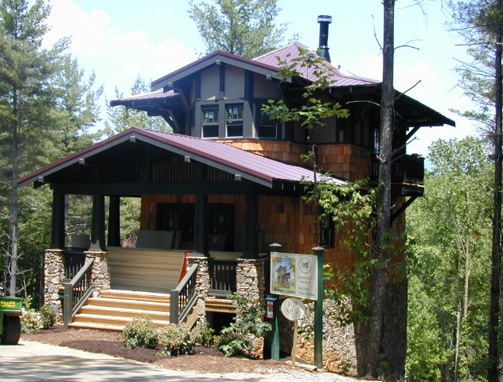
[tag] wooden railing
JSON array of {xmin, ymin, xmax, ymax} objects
[
  {"xmin": 63, "ymin": 251, "xmax": 86, "ymax": 280},
  {"xmin": 170, "ymin": 263, "xmax": 198, "ymax": 325},
  {"xmin": 209, "ymin": 259, "xmax": 237, "ymax": 297},
  {"xmin": 371, "ymin": 154, "xmax": 424, "ymax": 184},
  {"xmin": 63, "ymin": 258, "xmax": 94, "ymax": 329}
]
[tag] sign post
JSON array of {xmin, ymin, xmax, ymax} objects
[
  {"xmin": 313, "ymin": 246, "xmax": 325, "ymax": 368},
  {"xmin": 281, "ymin": 297, "xmax": 306, "ymax": 367}
]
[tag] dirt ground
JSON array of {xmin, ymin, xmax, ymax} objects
[{"xmin": 21, "ymin": 325, "xmax": 301, "ymax": 375}]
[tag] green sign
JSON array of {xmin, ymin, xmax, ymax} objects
[{"xmin": 270, "ymin": 252, "xmax": 318, "ymax": 300}]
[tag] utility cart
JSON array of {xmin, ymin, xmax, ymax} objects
[{"xmin": 0, "ymin": 296, "xmax": 22, "ymax": 345}]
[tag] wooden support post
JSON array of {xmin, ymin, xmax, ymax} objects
[
  {"xmin": 193, "ymin": 194, "xmax": 208, "ymax": 256},
  {"xmin": 51, "ymin": 192, "xmax": 66, "ymax": 249},
  {"xmin": 90, "ymin": 194, "xmax": 106, "ymax": 251},
  {"xmin": 243, "ymin": 193, "xmax": 258, "ymax": 259},
  {"xmin": 108, "ymin": 195, "xmax": 121, "ymax": 247}
]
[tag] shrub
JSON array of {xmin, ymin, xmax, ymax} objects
[
  {"xmin": 21, "ymin": 309, "xmax": 41, "ymax": 333},
  {"xmin": 191, "ymin": 319, "xmax": 215, "ymax": 347},
  {"xmin": 122, "ymin": 315, "xmax": 158, "ymax": 349},
  {"xmin": 215, "ymin": 293, "xmax": 271, "ymax": 357},
  {"xmin": 158, "ymin": 324, "xmax": 195, "ymax": 356},
  {"xmin": 39, "ymin": 305, "xmax": 57, "ymax": 329}
]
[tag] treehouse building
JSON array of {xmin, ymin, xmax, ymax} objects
[{"xmin": 20, "ymin": 17, "xmax": 453, "ymax": 371}]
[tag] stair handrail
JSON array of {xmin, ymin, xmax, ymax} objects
[
  {"xmin": 170, "ymin": 262, "xmax": 198, "ymax": 325},
  {"xmin": 63, "ymin": 258, "xmax": 95, "ymax": 329}
]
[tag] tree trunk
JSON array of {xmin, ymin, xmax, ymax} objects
[
  {"xmin": 9, "ymin": 116, "xmax": 18, "ymax": 297},
  {"xmin": 489, "ymin": 2, "xmax": 502, "ymax": 379},
  {"xmin": 366, "ymin": 0, "xmax": 395, "ymax": 377}
]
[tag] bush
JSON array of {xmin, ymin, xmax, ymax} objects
[
  {"xmin": 158, "ymin": 324, "xmax": 195, "ymax": 356},
  {"xmin": 214, "ymin": 329, "xmax": 247, "ymax": 357},
  {"xmin": 39, "ymin": 305, "xmax": 57, "ymax": 329},
  {"xmin": 122, "ymin": 315, "xmax": 158, "ymax": 349},
  {"xmin": 21, "ymin": 309, "xmax": 41, "ymax": 333},
  {"xmin": 191, "ymin": 319, "xmax": 215, "ymax": 347}
]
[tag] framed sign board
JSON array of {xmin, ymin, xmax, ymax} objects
[{"xmin": 270, "ymin": 252, "xmax": 318, "ymax": 300}]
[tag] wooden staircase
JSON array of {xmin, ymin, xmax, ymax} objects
[
  {"xmin": 69, "ymin": 289, "xmax": 171, "ymax": 331},
  {"xmin": 205, "ymin": 296, "xmax": 236, "ymax": 314}
]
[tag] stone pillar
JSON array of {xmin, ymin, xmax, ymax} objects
[
  {"xmin": 236, "ymin": 258, "xmax": 266, "ymax": 359},
  {"xmin": 186, "ymin": 256, "xmax": 210, "ymax": 317},
  {"xmin": 85, "ymin": 251, "xmax": 110, "ymax": 292},
  {"xmin": 44, "ymin": 249, "xmax": 65, "ymax": 316}
]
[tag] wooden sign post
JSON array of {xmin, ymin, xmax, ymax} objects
[{"xmin": 281, "ymin": 297, "xmax": 306, "ymax": 367}]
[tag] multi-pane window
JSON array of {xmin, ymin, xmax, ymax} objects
[
  {"xmin": 257, "ymin": 107, "xmax": 277, "ymax": 139},
  {"xmin": 202, "ymin": 106, "xmax": 219, "ymax": 138},
  {"xmin": 226, "ymin": 104, "xmax": 243, "ymax": 137}
]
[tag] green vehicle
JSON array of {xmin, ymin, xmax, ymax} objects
[{"xmin": 0, "ymin": 296, "xmax": 22, "ymax": 345}]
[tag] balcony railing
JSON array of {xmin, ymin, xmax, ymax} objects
[
  {"xmin": 371, "ymin": 154, "xmax": 424, "ymax": 185},
  {"xmin": 209, "ymin": 259, "xmax": 237, "ymax": 297}
]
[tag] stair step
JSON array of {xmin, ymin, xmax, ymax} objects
[
  {"xmin": 205, "ymin": 298, "xmax": 236, "ymax": 313},
  {"xmin": 68, "ymin": 321, "xmax": 125, "ymax": 332},
  {"xmin": 99, "ymin": 289, "xmax": 170, "ymax": 303},
  {"xmin": 72, "ymin": 313, "xmax": 171, "ymax": 327},
  {"xmin": 79, "ymin": 305, "xmax": 170, "ymax": 321},
  {"xmin": 87, "ymin": 297, "xmax": 170, "ymax": 312}
]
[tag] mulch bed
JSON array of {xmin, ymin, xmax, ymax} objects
[{"xmin": 21, "ymin": 325, "xmax": 296, "ymax": 374}]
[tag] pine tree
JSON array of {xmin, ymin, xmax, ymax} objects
[{"xmin": 188, "ymin": 0, "xmax": 286, "ymax": 58}]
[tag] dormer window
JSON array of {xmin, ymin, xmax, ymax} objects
[
  {"xmin": 202, "ymin": 105, "xmax": 219, "ymax": 138},
  {"xmin": 226, "ymin": 103, "xmax": 243, "ymax": 137}
]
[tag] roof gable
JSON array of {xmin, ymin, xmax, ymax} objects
[
  {"xmin": 19, "ymin": 128, "xmax": 344, "ymax": 189},
  {"xmin": 151, "ymin": 51, "xmax": 280, "ymax": 91}
]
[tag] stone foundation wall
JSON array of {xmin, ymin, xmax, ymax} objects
[
  {"xmin": 43, "ymin": 249, "xmax": 65, "ymax": 317},
  {"xmin": 85, "ymin": 251, "xmax": 110, "ymax": 292},
  {"xmin": 187, "ymin": 256, "xmax": 210, "ymax": 316}
]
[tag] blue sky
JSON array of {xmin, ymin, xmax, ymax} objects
[{"xmin": 44, "ymin": 0, "xmax": 476, "ymax": 156}]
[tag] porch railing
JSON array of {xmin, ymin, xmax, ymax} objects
[
  {"xmin": 170, "ymin": 263, "xmax": 198, "ymax": 325},
  {"xmin": 209, "ymin": 259, "xmax": 237, "ymax": 297},
  {"xmin": 63, "ymin": 258, "xmax": 95, "ymax": 329},
  {"xmin": 63, "ymin": 251, "xmax": 86, "ymax": 280}
]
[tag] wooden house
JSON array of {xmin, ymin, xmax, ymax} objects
[{"xmin": 19, "ymin": 16, "xmax": 453, "ymax": 370}]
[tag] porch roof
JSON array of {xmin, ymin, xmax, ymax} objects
[{"xmin": 19, "ymin": 127, "xmax": 345, "ymax": 189}]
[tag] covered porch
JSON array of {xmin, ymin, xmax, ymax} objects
[{"xmin": 20, "ymin": 127, "xmax": 339, "ymax": 330}]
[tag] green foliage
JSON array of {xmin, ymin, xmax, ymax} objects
[
  {"xmin": 104, "ymin": 76, "xmax": 171, "ymax": 137},
  {"xmin": 122, "ymin": 315, "xmax": 159, "ymax": 349},
  {"xmin": 20, "ymin": 309, "xmax": 41, "ymax": 333},
  {"xmin": 215, "ymin": 293, "xmax": 271, "ymax": 357},
  {"xmin": 406, "ymin": 137, "xmax": 492, "ymax": 381},
  {"xmin": 158, "ymin": 324, "xmax": 196, "ymax": 356},
  {"xmin": 191, "ymin": 319, "xmax": 215, "ymax": 347},
  {"xmin": 188, "ymin": 0, "xmax": 286, "ymax": 58},
  {"xmin": 39, "ymin": 304, "xmax": 56, "ymax": 329}
]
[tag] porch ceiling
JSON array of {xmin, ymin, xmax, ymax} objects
[{"xmin": 19, "ymin": 127, "xmax": 345, "ymax": 191}]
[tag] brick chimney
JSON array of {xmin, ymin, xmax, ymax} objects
[{"xmin": 317, "ymin": 15, "xmax": 332, "ymax": 62}]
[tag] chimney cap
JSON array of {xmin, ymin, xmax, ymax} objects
[{"xmin": 317, "ymin": 15, "xmax": 332, "ymax": 23}]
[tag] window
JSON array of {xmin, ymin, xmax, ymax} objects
[
  {"xmin": 226, "ymin": 104, "xmax": 243, "ymax": 137},
  {"xmin": 202, "ymin": 106, "xmax": 219, "ymax": 138},
  {"xmin": 320, "ymin": 214, "xmax": 335, "ymax": 248},
  {"xmin": 257, "ymin": 108, "xmax": 277, "ymax": 139}
]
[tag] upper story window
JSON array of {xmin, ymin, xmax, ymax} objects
[
  {"xmin": 257, "ymin": 108, "xmax": 277, "ymax": 139},
  {"xmin": 202, "ymin": 105, "xmax": 219, "ymax": 138},
  {"xmin": 226, "ymin": 103, "xmax": 243, "ymax": 137}
]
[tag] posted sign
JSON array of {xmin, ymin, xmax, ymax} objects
[{"xmin": 270, "ymin": 252, "xmax": 318, "ymax": 300}]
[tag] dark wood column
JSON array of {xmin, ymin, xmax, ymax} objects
[
  {"xmin": 193, "ymin": 194, "xmax": 209, "ymax": 256},
  {"xmin": 51, "ymin": 191, "xmax": 66, "ymax": 249},
  {"xmin": 243, "ymin": 193, "xmax": 259, "ymax": 259},
  {"xmin": 90, "ymin": 194, "xmax": 106, "ymax": 251},
  {"xmin": 108, "ymin": 196, "xmax": 121, "ymax": 247}
]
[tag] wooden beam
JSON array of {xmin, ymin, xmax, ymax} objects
[
  {"xmin": 193, "ymin": 194, "xmax": 209, "ymax": 256},
  {"xmin": 243, "ymin": 193, "xmax": 259, "ymax": 259},
  {"xmin": 51, "ymin": 191, "xmax": 66, "ymax": 249},
  {"xmin": 391, "ymin": 196, "xmax": 418, "ymax": 224}
]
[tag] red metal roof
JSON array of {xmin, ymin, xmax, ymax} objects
[
  {"xmin": 253, "ymin": 41, "xmax": 380, "ymax": 87},
  {"xmin": 19, "ymin": 127, "xmax": 345, "ymax": 189}
]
